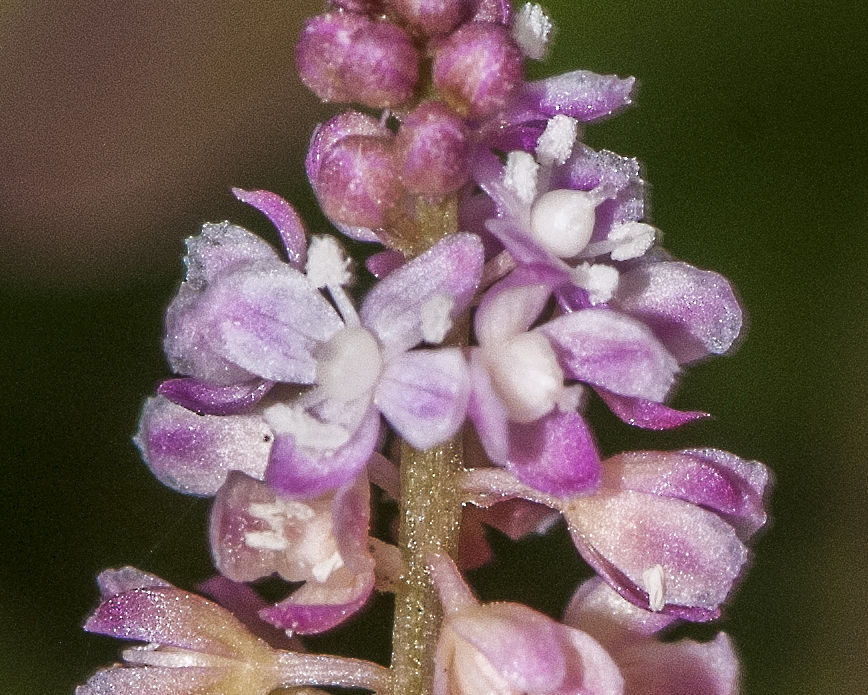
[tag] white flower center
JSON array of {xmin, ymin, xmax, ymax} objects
[
  {"xmin": 530, "ymin": 188, "xmax": 598, "ymax": 258},
  {"xmin": 316, "ymin": 326, "xmax": 383, "ymax": 402},
  {"xmin": 485, "ymin": 332, "xmax": 564, "ymax": 423}
]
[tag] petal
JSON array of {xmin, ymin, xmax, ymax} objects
[
  {"xmin": 595, "ymin": 389, "xmax": 709, "ymax": 430},
  {"xmin": 203, "ymin": 265, "xmax": 344, "ymax": 382},
  {"xmin": 522, "ymin": 70, "xmax": 636, "ymax": 122},
  {"xmin": 182, "ymin": 221, "xmax": 282, "ymax": 287},
  {"xmin": 506, "ymin": 410, "xmax": 602, "ymax": 497},
  {"xmin": 158, "ymin": 377, "xmax": 274, "ymax": 416},
  {"xmin": 474, "ymin": 266, "xmax": 560, "ymax": 345},
  {"xmin": 365, "ymin": 249, "xmax": 405, "ymax": 278},
  {"xmin": 134, "ymin": 396, "xmax": 272, "ymax": 497},
  {"xmin": 232, "ymin": 188, "xmax": 308, "ymax": 270},
  {"xmin": 613, "ymin": 261, "xmax": 743, "ymax": 363},
  {"xmin": 540, "ymin": 309, "xmax": 679, "ymax": 402},
  {"xmin": 563, "ymin": 490, "xmax": 748, "ymax": 620},
  {"xmin": 467, "ymin": 348, "xmax": 511, "ymax": 465},
  {"xmin": 375, "ymin": 348, "xmax": 470, "ymax": 450},
  {"xmin": 360, "ymin": 233, "xmax": 484, "ymax": 356},
  {"xmin": 264, "ymin": 406, "xmax": 380, "ymax": 499},
  {"xmin": 97, "ymin": 567, "xmax": 173, "ymax": 599},
  {"xmin": 77, "ymin": 666, "xmax": 224, "ymax": 695}
]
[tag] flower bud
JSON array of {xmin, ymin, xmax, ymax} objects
[
  {"xmin": 315, "ymin": 134, "xmax": 402, "ymax": 229},
  {"xmin": 390, "ymin": 0, "xmax": 473, "ymax": 37},
  {"xmin": 296, "ymin": 13, "xmax": 419, "ymax": 108},
  {"xmin": 433, "ymin": 22, "xmax": 524, "ymax": 120},
  {"xmin": 396, "ymin": 102, "xmax": 470, "ymax": 195}
]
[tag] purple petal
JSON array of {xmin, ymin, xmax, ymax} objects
[
  {"xmin": 522, "ymin": 70, "xmax": 636, "ymax": 122},
  {"xmin": 375, "ymin": 348, "xmax": 470, "ymax": 450},
  {"xmin": 360, "ymin": 233, "xmax": 484, "ymax": 355},
  {"xmin": 467, "ymin": 348, "xmax": 511, "ymax": 465},
  {"xmin": 264, "ymin": 406, "xmax": 380, "ymax": 499},
  {"xmin": 157, "ymin": 377, "xmax": 273, "ymax": 416},
  {"xmin": 203, "ymin": 265, "xmax": 343, "ymax": 383},
  {"xmin": 506, "ymin": 410, "xmax": 602, "ymax": 497},
  {"xmin": 77, "ymin": 666, "xmax": 224, "ymax": 695},
  {"xmin": 596, "ymin": 388, "xmax": 709, "ymax": 430},
  {"xmin": 232, "ymin": 188, "xmax": 308, "ymax": 270},
  {"xmin": 613, "ymin": 261, "xmax": 743, "ymax": 363},
  {"xmin": 97, "ymin": 568, "xmax": 172, "ymax": 599},
  {"xmin": 540, "ymin": 309, "xmax": 679, "ymax": 402},
  {"xmin": 563, "ymin": 490, "xmax": 748, "ymax": 620},
  {"xmin": 482, "ymin": 118, "xmax": 548, "ymax": 154},
  {"xmin": 365, "ymin": 249, "xmax": 405, "ymax": 278},
  {"xmin": 134, "ymin": 396, "xmax": 272, "ymax": 496}
]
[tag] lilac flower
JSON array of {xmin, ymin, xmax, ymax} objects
[
  {"xmin": 463, "ymin": 447, "xmax": 770, "ymax": 620},
  {"xmin": 429, "ymin": 553, "xmax": 624, "ymax": 695},
  {"xmin": 564, "ymin": 578, "xmax": 740, "ymax": 695}
]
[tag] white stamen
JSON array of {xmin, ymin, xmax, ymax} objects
[
  {"xmin": 244, "ymin": 530, "xmax": 289, "ymax": 551},
  {"xmin": 306, "ymin": 235, "xmax": 353, "ymax": 289},
  {"xmin": 420, "ymin": 294, "xmax": 455, "ymax": 344},
  {"xmin": 312, "ymin": 551, "xmax": 345, "ymax": 583},
  {"xmin": 608, "ymin": 222, "xmax": 657, "ymax": 260},
  {"xmin": 512, "ymin": 3, "xmax": 553, "ymax": 61},
  {"xmin": 244, "ymin": 499, "xmax": 317, "ymax": 552},
  {"xmin": 643, "ymin": 565, "xmax": 667, "ymax": 612},
  {"xmin": 504, "ymin": 151, "xmax": 539, "ymax": 205},
  {"xmin": 530, "ymin": 189, "xmax": 598, "ymax": 258},
  {"xmin": 263, "ymin": 402, "xmax": 351, "ymax": 450},
  {"xmin": 571, "ymin": 263, "xmax": 619, "ymax": 304},
  {"xmin": 316, "ymin": 327, "xmax": 383, "ymax": 402},
  {"xmin": 536, "ymin": 115, "xmax": 578, "ymax": 166}
]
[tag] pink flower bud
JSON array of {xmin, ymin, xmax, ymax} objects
[
  {"xmin": 433, "ymin": 22, "xmax": 524, "ymax": 120},
  {"xmin": 296, "ymin": 13, "xmax": 419, "ymax": 108},
  {"xmin": 471, "ymin": 0, "xmax": 512, "ymax": 24},
  {"xmin": 390, "ymin": 0, "xmax": 474, "ymax": 37},
  {"xmin": 396, "ymin": 102, "xmax": 470, "ymax": 195},
  {"xmin": 315, "ymin": 133, "xmax": 402, "ymax": 228}
]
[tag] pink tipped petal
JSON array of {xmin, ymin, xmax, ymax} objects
[
  {"xmin": 158, "ymin": 377, "xmax": 273, "ymax": 416},
  {"xmin": 523, "ymin": 70, "xmax": 636, "ymax": 121},
  {"xmin": 595, "ymin": 389, "xmax": 709, "ymax": 430},
  {"xmin": 541, "ymin": 309, "xmax": 679, "ymax": 402},
  {"xmin": 232, "ymin": 188, "xmax": 308, "ymax": 270},
  {"xmin": 264, "ymin": 407, "xmax": 380, "ymax": 499},
  {"xmin": 375, "ymin": 348, "xmax": 470, "ymax": 450},
  {"xmin": 617, "ymin": 632, "xmax": 739, "ymax": 695},
  {"xmin": 205, "ymin": 266, "xmax": 344, "ymax": 383},
  {"xmin": 506, "ymin": 410, "xmax": 602, "ymax": 497},
  {"xmin": 563, "ymin": 491, "xmax": 748, "ymax": 620},
  {"xmin": 467, "ymin": 348, "xmax": 511, "ymax": 465},
  {"xmin": 613, "ymin": 261, "xmax": 743, "ymax": 363},
  {"xmin": 134, "ymin": 396, "xmax": 272, "ymax": 497},
  {"xmin": 360, "ymin": 233, "xmax": 484, "ymax": 355},
  {"xmin": 77, "ymin": 666, "xmax": 225, "ymax": 695}
]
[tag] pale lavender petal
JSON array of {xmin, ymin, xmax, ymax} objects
[
  {"xmin": 506, "ymin": 410, "xmax": 602, "ymax": 497},
  {"xmin": 203, "ymin": 265, "xmax": 344, "ymax": 383},
  {"xmin": 366, "ymin": 249, "xmax": 405, "ymax": 278},
  {"xmin": 97, "ymin": 567, "xmax": 172, "ymax": 599},
  {"xmin": 467, "ymin": 348, "xmax": 511, "ymax": 465},
  {"xmin": 77, "ymin": 666, "xmax": 224, "ymax": 695},
  {"xmin": 264, "ymin": 406, "xmax": 380, "ymax": 498},
  {"xmin": 613, "ymin": 261, "xmax": 743, "ymax": 363},
  {"xmin": 522, "ymin": 70, "xmax": 636, "ymax": 121},
  {"xmin": 563, "ymin": 490, "xmax": 748, "ymax": 620},
  {"xmin": 618, "ymin": 632, "xmax": 739, "ymax": 695},
  {"xmin": 158, "ymin": 377, "xmax": 274, "ymax": 416},
  {"xmin": 596, "ymin": 389, "xmax": 709, "ymax": 430},
  {"xmin": 134, "ymin": 396, "xmax": 272, "ymax": 497},
  {"xmin": 540, "ymin": 309, "xmax": 679, "ymax": 402},
  {"xmin": 560, "ymin": 627, "xmax": 626, "ymax": 695},
  {"xmin": 360, "ymin": 233, "xmax": 484, "ymax": 355},
  {"xmin": 474, "ymin": 265, "xmax": 560, "ymax": 345},
  {"xmin": 182, "ymin": 220, "xmax": 281, "ymax": 288},
  {"xmin": 375, "ymin": 348, "xmax": 470, "ymax": 450},
  {"xmin": 331, "ymin": 472, "xmax": 375, "ymax": 575},
  {"xmin": 232, "ymin": 188, "xmax": 308, "ymax": 270}
]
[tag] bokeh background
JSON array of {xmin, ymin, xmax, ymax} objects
[{"xmin": 2, "ymin": 1, "xmax": 866, "ymax": 693}]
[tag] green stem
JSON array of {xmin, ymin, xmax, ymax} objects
[{"xmin": 390, "ymin": 436, "xmax": 464, "ymax": 695}]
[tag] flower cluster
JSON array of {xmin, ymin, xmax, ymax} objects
[{"xmin": 80, "ymin": 3, "xmax": 769, "ymax": 695}]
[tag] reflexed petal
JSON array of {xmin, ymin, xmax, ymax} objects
[
  {"xmin": 375, "ymin": 348, "xmax": 471, "ymax": 450},
  {"xmin": 563, "ymin": 490, "xmax": 748, "ymax": 620},
  {"xmin": 232, "ymin": 188, "xmax": 308, "ymax": 270},
  {"xmin": 506, "ymin": 410, "xmax": 602, "ymax": 497},
  {"xmin": 360, "ymin": 233, "xmax": 484, "ymax": 356},
  {"xmin": 135, "ymin": 396, "xmax": 272, "ymax": 497},
  {"xmin": 203, "ymin": 265, "xmax": 344, "ymax": 383},
  {"xmin": 158, "ymin": 377, "xmax": 274, "ymax": 416},
  {"xmin": 595, "ymin": 389, "xmax": 709, "ymax": 430},
  {"xmin": 541, "ymin": 309, "xmax": 679, "ymax": 402},
  {"xmin": 522, "ymin": 70, "xmax": 636, "ymax": 122},
  {"xmin": 613, "ymin": 262, "xmax": 743, "ymax": 363}
]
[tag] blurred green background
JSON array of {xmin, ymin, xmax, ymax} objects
[{"xmin": 2, "ymin": 1, "xmax": 865, "ymax": 693}]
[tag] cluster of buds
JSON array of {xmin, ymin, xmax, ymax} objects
[{"xmin": 79, "ymin": 3, "xmax": 769, "ymax": 695}]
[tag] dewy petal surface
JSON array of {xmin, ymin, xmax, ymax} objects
[
  {"xmin": 521, "ymin": 70, "xmax": 636, "ymax": 121},
  {"xmin": 76, "ymin": 665, "xmax": 225, "ymax": 695}
]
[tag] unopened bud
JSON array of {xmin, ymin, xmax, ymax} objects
[
  {"xmin": 396, "ymin": 102, "xmax": 470, "ymax": 195},
  {"xmin": 390, "ymin": 0, "xmax": 474, "ymax": 37}
]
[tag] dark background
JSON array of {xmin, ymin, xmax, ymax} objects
[{"xmin": 2, "ymin": 1, "xmax": 866, "ymax": 693}]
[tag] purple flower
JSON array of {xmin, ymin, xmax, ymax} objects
[{"xmin": 430, "ymin": 554, "xmax": 624, "ymax": 695}]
